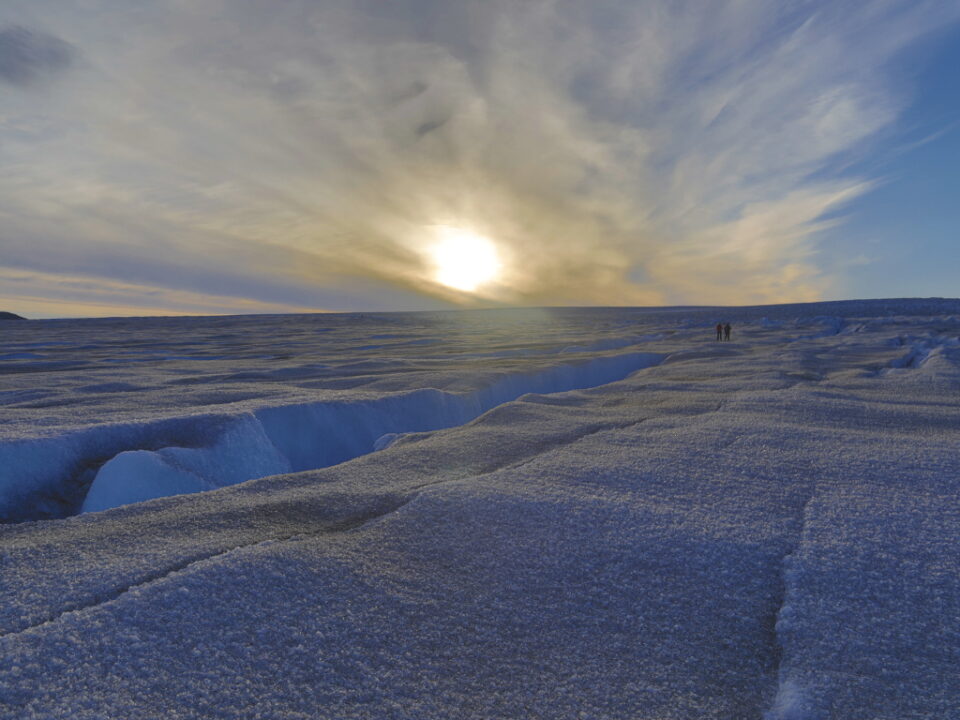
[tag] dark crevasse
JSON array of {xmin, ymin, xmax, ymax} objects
[{"xmin": 1, "ymin": 352, "xmax": 665, "ymax": 522}]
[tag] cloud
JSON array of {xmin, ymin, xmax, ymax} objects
[
  {"xmin": 0, "ymin": 0, "xmax": 957, "ymax": 315},
  {"xmin": 0, "ymin": 268, "xmax": 330, "ymax": 318},
  {"xmin": 0, "ymin": 25, "xmax": 74, "ymax": 86}
]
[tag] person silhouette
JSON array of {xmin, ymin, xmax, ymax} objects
[
  {"xmin": 724, "ymin": 323, "xmax": 731, "ymax": 341},
  {"xmin": 716, "ymin": 322, "xmax": 723, "ymax": 341}
]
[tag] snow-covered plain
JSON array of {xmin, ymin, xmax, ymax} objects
[{"xmin": 1, "ymin": 299, "xmax": 959, "ymax": 719}]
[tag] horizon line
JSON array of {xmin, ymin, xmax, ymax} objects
[{"xmin": 5, "ymin": 296, "xmax": 959, "ymax": 322}]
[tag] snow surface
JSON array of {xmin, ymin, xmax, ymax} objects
[{"xmin": 1, "ymin": 300, "xmax": 960, "ymax": 718}]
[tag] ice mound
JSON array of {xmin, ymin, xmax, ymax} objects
[{"xmin": 80, "ymin": 450, "xmax": 205, "ymax": 512}]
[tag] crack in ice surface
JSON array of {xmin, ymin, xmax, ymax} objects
[
  {"xmin": 1, "ymin": 351, "xmax": 667, "ymax": 522},
  {"xmin": 764, "ymin": 483, "xmax": 819, "ymax": 720},
  {"xmin": 0, "ymin": 495, "xmax": 416, "ymax": 642}
]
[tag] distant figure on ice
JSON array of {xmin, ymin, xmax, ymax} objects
[
  {"xmin": 716, "ymin": 323, "xmax": 723, "ymax": 341},
  {"xmin": 724, "ymin": 323, "xmax": 731, "ymax": 341}
]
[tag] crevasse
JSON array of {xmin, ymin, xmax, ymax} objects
[{"xmin": 1, "ymin": 352, "xmax": 665, "ymax": 522}]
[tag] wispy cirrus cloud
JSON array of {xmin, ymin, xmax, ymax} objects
[
  {"xmin": 0, "ymin": 267, "xmax": 331, "ymax": 317},
  {"xmin": 0, "ymin": 0, "xmax": 957, "ymax": 316}
]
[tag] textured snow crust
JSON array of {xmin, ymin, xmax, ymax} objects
[
  {"xmin": 1, "ymin": 310, "xmax": 668, "ymax": 521},
  {"xmin": 2, "ymin": 299, "xmax": 960, "ymax": 719}
]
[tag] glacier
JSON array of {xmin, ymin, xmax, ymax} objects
[{"xmin": 1, "ymin": 300, "xmax": 959, "ymax": 719}]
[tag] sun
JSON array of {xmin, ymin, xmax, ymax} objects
[{"xmin": 429, "ymin": 226, "xmax": 502, "ymax": 293}]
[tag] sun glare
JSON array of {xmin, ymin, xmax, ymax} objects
[{"xmin": 429, "ymin": 226, "xmax": 502, "ymax": 293}]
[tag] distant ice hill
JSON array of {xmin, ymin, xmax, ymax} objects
[{"xmin": 0, "ymin": 311, "xmax": 26, "ymax": 320}]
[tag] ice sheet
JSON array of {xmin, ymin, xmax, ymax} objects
[{"xmin": 2, "ymin": 299, "xmax": 960, "ymax": 719}]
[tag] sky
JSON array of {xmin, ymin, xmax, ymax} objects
[{"xmin": 1, "ymin": 1, "xmax": 959, "ymax": 318}]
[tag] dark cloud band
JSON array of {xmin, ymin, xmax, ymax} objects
[{"xmin": 0, "ymin": 25, "xmax": 75, "ymax": 86}]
